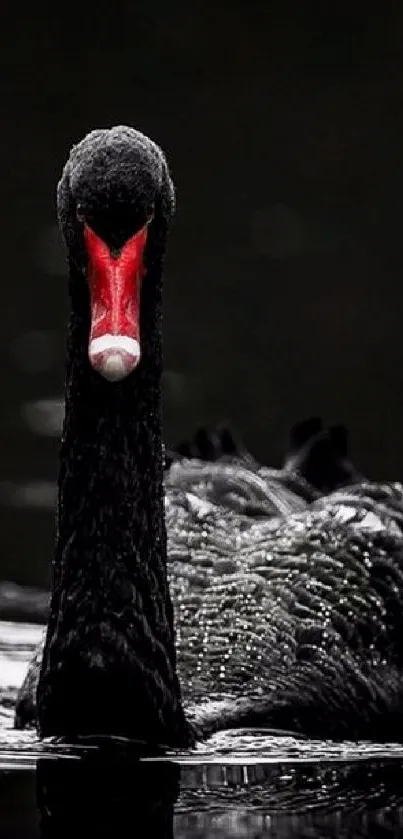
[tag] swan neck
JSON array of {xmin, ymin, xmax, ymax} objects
[{"xmin": 37, "ymin": 256, "xmax": 191, "ymax": 747}]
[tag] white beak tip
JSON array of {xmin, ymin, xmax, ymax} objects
[
  {"xmin": 99, "ymin": 353, "xmax": 131, "ymax": 382},
  {"xmin": 88, "ymin": 335, "xmax": 141, "ymax": 382}
]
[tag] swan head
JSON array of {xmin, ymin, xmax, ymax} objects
[{"xmin": 57, "ymin": 126, "xmax": 175, "ymax": 382}]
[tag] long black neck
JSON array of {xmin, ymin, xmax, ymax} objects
[{"xmin": 37, "ymin": 250, "xmax": 191, "ymax": 748}]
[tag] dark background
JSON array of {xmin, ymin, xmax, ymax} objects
[{"xmin": 1, "ymin": 1, "xmax": 403, "ymax": 588}]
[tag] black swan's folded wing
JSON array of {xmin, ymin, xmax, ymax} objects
[{"xmin": 167, "ymin": 478, "xmax": 403, "ymax": 740}]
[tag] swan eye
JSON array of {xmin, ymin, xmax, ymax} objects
[
  {"xmin": 147, "ymin": 206, "xmax": 155, "ymax": 225},
  {"xmin": 76, "ymin": 204, "xmax": 85, "ymax": 223}
]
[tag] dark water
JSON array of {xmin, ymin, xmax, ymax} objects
[
  {"xmin": 3, "ymin": 745, "xmax": 403, "ymax": 838},
  {"xmin": 1, "ymin": 619, "xmax": 403, "ymax": 838}
]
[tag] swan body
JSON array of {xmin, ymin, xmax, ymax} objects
[
  {"xmin": 16, "ymin": 461, "xmax": 403, "ymax": 743},
  {"xmin": 14, "ymin": 126, "xmax": 403, "ymax": 747}
]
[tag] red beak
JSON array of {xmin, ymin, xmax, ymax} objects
[{"xmin": 83, "ymin": 224, "xmax": 148, "ymax": 381}]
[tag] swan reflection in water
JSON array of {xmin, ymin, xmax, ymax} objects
[{"xmin": 3, "ymin": 752, "xmax": 402, "ymax": 839}]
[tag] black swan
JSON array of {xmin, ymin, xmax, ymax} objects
[{"xmin": 15, "ymin": 126, "xmax": 403, "ymax": 748}]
